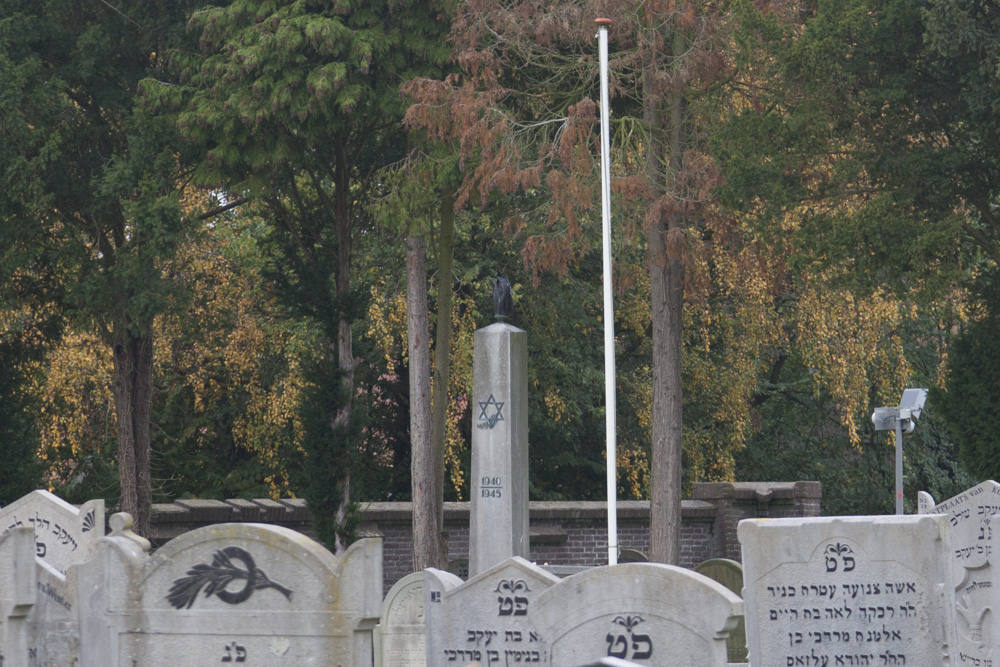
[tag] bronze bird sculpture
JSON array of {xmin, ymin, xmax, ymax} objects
[{"xmin": 493, "ymin": 275, "xmax": 513, "ymax": 321}]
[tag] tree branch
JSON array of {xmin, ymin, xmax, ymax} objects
[{"xmin": 195, "ymin": 196, "xmax": 248, "ymax": 220}]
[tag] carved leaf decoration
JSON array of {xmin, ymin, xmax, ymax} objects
[
  {"xmin": 612, "ymin": 615, "xmax": 645, "ymax": 632},
  {"xmin": 167, "ymin": 549, "xmax": 250, "ymax": 610},
  {"xmin": 494, "ymin": 579, "xmax": 530, "ymax": 594}
]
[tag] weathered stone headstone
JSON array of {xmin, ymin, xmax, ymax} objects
[
  {"xmin": 0, "ymin": 490, "xmax": 104, "ymax": 577},
  {"xmin": 0, "ymin": 490, "xmax": 105, "ymax": 667},
  {"xmin": 917, "ymin": 491, "xmax": 936, "ymax": 515},
  {"xmin": 78, "ymin": 520, "xmax": 383, "ymax": 666},
  {"xmin": 469, "ymin": 322, "xmax": 529, "ymax": 577},
  {"xmin": 375, "ymin": 572, "xmax": 425, "ymax": 667},
  {"xmin": 617, "ymin": 549, "xmax": 647, "ymax": 564},
  {"xmin": 0, "ymin": 527, "xmax": 36, "ymax": 667},
  {"xmin": 447, "ymin": 558, "xmax": 469, "ymax": 580},
  {"xmin": 929, "ymin": 480, "xmax": 1000, "ymax": 667},
  {"xmin": 425, "ymin": 557, "xmax": 558, "ymax": 665},
  {"xmin": 424, "ymin": 557, "xmax": 743, "ymax": 666},
  {"xmin": 528, "ymin": 563, "xmax": 743, "ymax": 666},
  {"xmin": 695, "ymin": 558, "xmax": 748, "ymax": 663},
  {"xmin": 739, "ymin": 515, "xmax": 956, "ymax": 667}
]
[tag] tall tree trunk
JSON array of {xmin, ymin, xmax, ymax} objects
[
  {"xmin": 112, "ymin": 318, "xmax": 154, "ymax": 537},
  {"xmin": 646, "ymin": 27, "xmax": 686, "ymax": 566},
  {"xmin": 429, "ymin": 185, "xmax": 456, "ymax": 561},
  {"xmin": 333, "ymin": 145, "xmax": 356, "ymax": 556},
  {"xmin": 407, "ymin": 234, "xmax": 442, "ymax": 570}
]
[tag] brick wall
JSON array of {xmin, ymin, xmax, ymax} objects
[
  {"xmin": 692, "ymin": 481, "xmax": 823, "ymax": 561},
  {"xmin": 148, "ymin": 481, "xmax": 821, "ymax": 594}
]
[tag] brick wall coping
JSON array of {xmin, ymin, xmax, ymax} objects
[
  {"xmin": 150, "ymin": 498, "xmax": 718, "ymax": 525},
  {"xmin": 691, "ymin": 481, "xmax": 821, "ymax": 503}
]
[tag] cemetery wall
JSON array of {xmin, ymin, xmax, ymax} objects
[
  {"xmin": 694, "ymin": 481, "xmax": 822, "ymax": 561},
  {"xmin": 147, "ymin": 481, "xmax": 820, "ymax": 591}
]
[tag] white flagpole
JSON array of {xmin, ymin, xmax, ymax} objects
[{"xmin": 595, "ymin": 17, "xmax": 618, "ymax": 566}]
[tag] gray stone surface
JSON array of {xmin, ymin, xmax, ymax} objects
[
  {"xmin": 917, "ymin": 491, "xmax": 936, "ymax": 515},
  {"xmin": 77, "ymin": 520, "xmax": 383, "ymax": 667},
  {"xmin": 930, "ymin": 481, "xmax": 1000, "ymax": 667},
  {"xmin": 0, "ymin": 490, "xmax": 105, "ymax": 667},
  {"xmin": 739, "ymin": 515, "xmax": 956, "ymax": 667},
  {"xmin": 529, "ymin": 562, "xmax": 742, "ymax": 666},
  {"xmin": 375, "ymin": 572, "xmax": 425, "ymax": 667},
  {"xmin": 425, "ymin": 557, "xmax": 558, "ymax": 665},
  {"xmin": 0, "ymin": 527, "xmax": 36, "ymax": 667},
  {"xmin": 424, "ymin": 556, "xmax": 742, "ymax": 666},
  {"xmin": 0, "ymin": 490, "xmax": 104, "ymax": 577},
  {"xmin": 469, "ymin": 323, "xmax": 529, "ymax": 577}
]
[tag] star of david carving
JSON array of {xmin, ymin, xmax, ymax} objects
[{"xmin": 478, "ymin": 394, "xmax": 505, "ymax": 429}]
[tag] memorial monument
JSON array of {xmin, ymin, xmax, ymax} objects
[{"xmin": 468, "ymin": 276, "xmax": 529, "ymax": 577}]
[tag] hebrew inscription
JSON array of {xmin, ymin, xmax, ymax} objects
[
  {"xmin": 496, "ymin": 579, "xmax": 530, "ymax": 616},
  {"xmin": 931, "ymin": 481, "xmax": 1000, "ymax": 667},
  {"xmin": 0, "ymin": 491, "xmax": 103, "ymax": 579},
  {"xmin": 605, "ymin": 615, "xmax": 653, "ymax": 661},
  {"xmin": 766, "ymin": 548, "xmax": 926, "ymax": 666},
  {"xmin": 741, "ymin": 516, "xmax": 955, "ymax": 667}
]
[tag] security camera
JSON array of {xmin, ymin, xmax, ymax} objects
[{"xmin": 871, "ymin": 388, "xmax": 928, "ymax": 434}]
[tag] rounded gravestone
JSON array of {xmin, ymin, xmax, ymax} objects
[
  {"xmin": 695, "ymin": 558, "xmax": 748, "ymax": 663},
  {"xmin": 618, "ymin": 549, "xmax": 647, "ymax": 563}
]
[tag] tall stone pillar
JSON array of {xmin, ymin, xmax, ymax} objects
[{"xmin": 468, "ymin": 322, "xmax": 529, "ymax": 577}]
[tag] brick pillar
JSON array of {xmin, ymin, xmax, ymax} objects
[{"xmin": 692, "ymin": 482, "xmax": 822, "ymax": 562}]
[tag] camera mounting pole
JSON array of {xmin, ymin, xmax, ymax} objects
[{"xmin": 872, "ymin": 388, "xmax": 928, "ymax": 515}]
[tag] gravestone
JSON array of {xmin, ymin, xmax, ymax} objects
[
  {"xmin": 0, "ymin": 527, "xmax": 36, "ymax": 667},
  {"xmin": 528, "ymin": 562, "xmax": 743, "ymax": 666},
  {"xmin": 0, "ymin": 490, "xmax": 105, "ymax": 667},
  {"xmin": 469, "ymin": 322, "xmax": 529, "ymax": 577},
  {"xmin": 739, "ymin": 515, "xmax": 956, "ymax": 667},
  {"xmin": 424, "ymin": 557, "xmax": 743, "ymax": 666},
  {"xmin": 78, "ymin": 519, "xmax": 383, "ymax": 666},
  {"xmin": 0, "ymin": 490, "xmax": 104, "ymax": 577},
  {"xmin": 617, "ymin": 549, "xmax": 647, "ymax": 564},
  {"xmin": 695, "ymin": 558, "xmax": 748, "ymax": 663},
  {"xmin": 425, "ymin": 557, "xmax": 559, "ymax": 665},
  {"xmin": 928, "ymin": 480, "xmax": 1000, "ymax": 667},
  {"xmin": 375, "ymin": 572, "xmax": 425, "ymax": 667},
  {"xmin": 917, "ymin": 491, "xmax": 936, "ymax": 515}
]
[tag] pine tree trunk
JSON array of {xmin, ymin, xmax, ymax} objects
[
  {"xmin": 407, "ymin": 234, "xmax": 443, "ymax": 570},
  {"xmin": 112, "ymin": 319, "xmax": 154, "ymax": 537},
  {"xmin": 645, "ymin": 28, "xmax": 686, "ymax": 566},
  {"xmin": 647, "ymin": 226, "xmax": 684, "ymax": 565}
]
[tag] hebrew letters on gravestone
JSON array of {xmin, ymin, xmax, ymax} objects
[
  {"xmin": 0, "ymin": 490, "xmax": 104, "ymax": 667},
  {"xmin": 0, "ymin": 490, "xmax": 104, "ymax": 577},
  {"xmin": 424, "ymin": 557, "xmax": 560, "ymax": 666},
  {"xmin": 79, "ymin": 523, "xmax": 382, "ymax": 667},
  {"xmin": 930, "ymin": 480, "xmax": 1000, "ymax": 667},
  {"xmin": 740, "ymin": 515, "xmax": 956, "ymax": 667},
  {"xmin": 528, "ymin": 563, "xmax": 743, "ymax": 666},
  {"xmin": 424, "ymin": 557, "xmax": 743, "ymax": 667}
]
